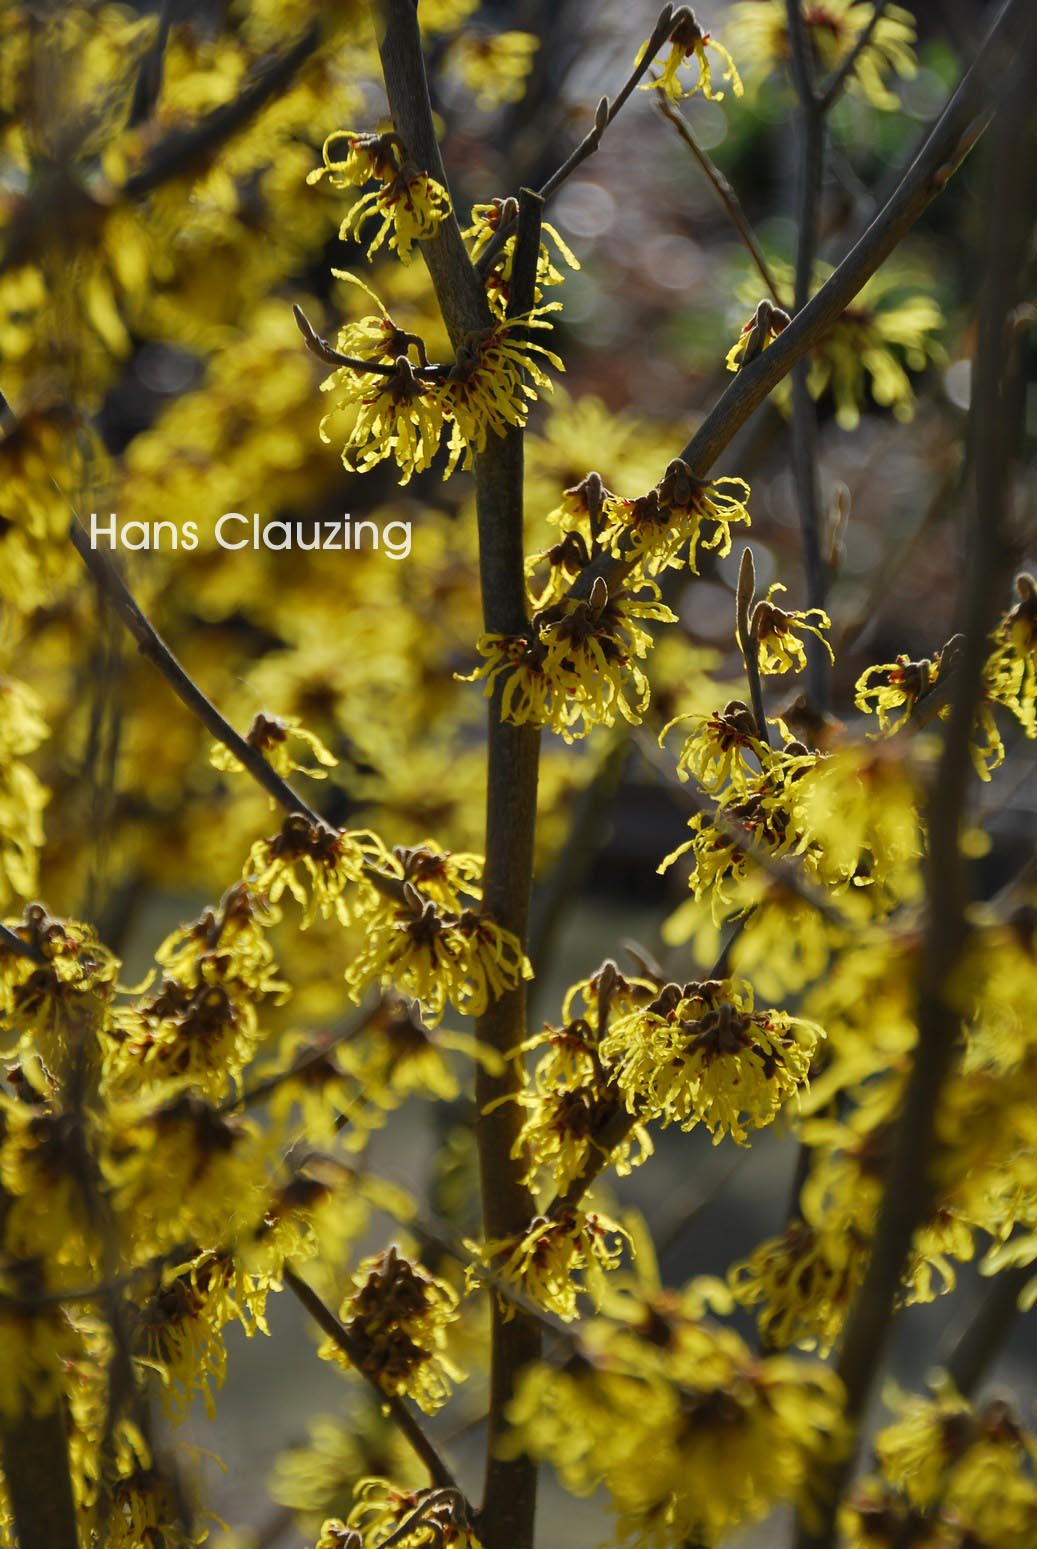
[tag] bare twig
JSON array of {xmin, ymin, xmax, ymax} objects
[
  {"xmin": 785, "ymin": 0, "xmax": 830, "ymax": 710},
  {"xmin": 656, "ymin": 93, "xmax": 783, "ymax": 306},
  {"xmin": 0, "ymin": 920, "xmax": 47, "ymax": 964},
  {"xmin": 69, "ymin": 516, "xmax": 323, "ymax": 825},
  {"xmin": 474, "ymin": 4, "xmax": 676, "ymax": 277},
  {"xmin": 282, "ymin": 1266, "xmax": 463, "ymax": 1496}
]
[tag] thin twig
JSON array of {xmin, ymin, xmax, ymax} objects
[
  {"xmin": 474, "ymin": 3, "xmax": 676, "ymax": 277},
  {"xmin": 0, "ymin": 920, "xmax": 46, "ymax": 964},
  {"xmin": 292, "ymin": 304, "xmax": 446, "ymax": 381},
  {"xmin": 282, "ymin": 1266, "xmax": 463, "ymax": 1496},
  {"xmin": 785, "ymin": 0, "xmax": 830, "ymax": 710},
  {"xmin": 656, "ymin": 94, "xmax": 783, "ymax": 306},
  {"xmin": 69, "ymin": 516, "xmax": 323, "ymax": 824}
]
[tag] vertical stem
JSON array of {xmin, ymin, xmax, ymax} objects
[
  {"xmin": 785, "ymin": 1, "xmax": 830, "ymax": 711},
  {"xmin": 1, "ymin": 1408, "xmax": 81, "ymax": 1549},
  {"xmin": 372, "ymin": 9, "xmax": 544, "ymax": 1539},
  {"xmin": 471, "ymin": 187, "xmax": 544, "ymax": 1549}
]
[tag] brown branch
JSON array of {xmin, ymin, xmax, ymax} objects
[
  {"xmin": 0, "ymin": 920, "xmax": 47, "ymax": 965},
  {"xmin": 794, "ymin": 19, "xmax": 1036, "ymax": 1542},
  {"xmin": 945, "ymin": 1265, "xmax": 1032, "ymax": 1397},
  {"xmin": 1, "ymin": 1408, "xmax": 81, "ymax": 1549},
  {"xmin": 474, "ymin": 3, "xmax": 676, "ymax": 278},
  {"xmin": 374, "ymin": 13, "xmax": 543, "ymax": 1546},
  {"xmin": 282, "ymin": 1266, "xmax": 462, "ymax": 1496},
  {"xmin": 69, "ymin": 516, "xmax": 323, "ymax": 825},
  {"xmin": 785, "ymin": 0, "xmax": 830, "ymax": 710},
  {"xmin": 656, "ymin": 94, "xmax": 783, "ymax": 306}
]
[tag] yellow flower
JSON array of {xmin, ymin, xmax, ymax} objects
[
  {"xmin": 210, "ymin": 712, "xmax": 337, "ymax": 782},
  {"xmin": 318, "ymin": 1247, "xmax": 462, "ymax": 1414},
  {"xmin": 476, "ymin": 1207, "xmax": 630, "ymax": 1321},
  {"xmin": 308, "ymin": 128, "xmax": 453, "ymax": 262},
  {"xmin": 662, "ymin": 699, "xmax": 767, "ymax": 792},
  {"xmin": 245, "ymin": 816, "xmax": 390, "ymax": 928},
  {"xmin": 0, "ymin": 675, "xmax": 49, "ymax": 907},
  {"xmin": 600, "ymin": 460, "xmax": 752, "ymax": 578},
  {"xmin": 462, "ymin": 580, "xmax": 675, "ymax": 741},
  {"xmin": 751, "ymin": 583, "xmax": 834, "ymax": 675},
  {"xmin": 463, "ymin": 198, "xmax": 579, "ymax": 316},
  {"xmin": 730, "ymin": 0, "xmax": 917, "ymax": 111},
  {"xmin": 347, "ymin": 1478, "xmax": 479, "ymax": 1548},
  {"xmin": 639, "ymin": 8, "xmax": 743, "ymax": 103},
  {"xmin": 855, "ymin": 653, "xmax": 940, "ymax": 733},
  {"xmin": 601, "ymin": 977, "xmax": 824, "ymax": 1146},
  {"xmin": 447, "ymin": 31, "xmax": 539, "ymax": 111},
  {"xmin": 985, "ymin": 573, "xmax": 1037, "ymax": 738},
  {"xmin": 441, "ymin": 309, "xmax": 563, "ymax": 473},
  {"xmin": 319, "ymin": 353, "xmax": 448, "ymax": 486},
  {"xmin": 731, "ymin": 258, "xmax": 944, "ymax": 428},
  {"xmin": 345, "ymin": 883, "xmax": 531, "ymax": 1025},
  {"xmin": 505, "ymin": 1295, "xmax": 845, "ymax": 1544}
]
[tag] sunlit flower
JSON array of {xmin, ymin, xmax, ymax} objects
[
  {"xmin": 601, "ymin": 977, "xmax": 824, "ymax": 1145},
  {"xmin": 308, "ymin": 129, "xmax": 452, "ymax": 262},
  {"xmin": 751, "ymin": 584, "xmax": 834, "ymax": 675},
  {"xmin": 318, "ymin": 1247, "xmax": 462, "ymax": 1414},
  {"xmin": 476, "ymin": 1207, "xmax": 630, "ymax": 1321},
  {"xmin": 463, "ymin": 198, "xmax": 579, "ymax": 315},
  {"xmin": 600, "ymin": 460, "xmax": 751, "ymax": 578},
  {"xmin": 441, "ymin": 310, "xmax": 563, "ymax": 473},
  {"xmin": 319, "ymin": 353, "xmax": 448, "ymax": 485},
  {"xmin": 662, "ymin": 699, "xmax": 767, "ymax": 792},
  {"xmin": 461, "ymin": 579, "xmax": 675, "ymax": 741},
  {"xmin": 639, "ymin": 7, "xmax": 743, "ymax": 103},
  {"xmin": 855, "ymin": 653, "xmax": 941, "ymax": 733},
  {"xmin": 211, "ymin": 713, "xmax": 337, "ymax": 782}
]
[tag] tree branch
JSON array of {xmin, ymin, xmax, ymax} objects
[
  {"xmin": 69, "ymin": 517, "xmax": 323, "ymax": 825},
  {"xmin": 373, "ymin": 12, "xmax": 544, "ymax": 1545},
  {"xmin": 794, "ymin": 19, "xmax": 1036, "ymax": 1541},
  {"xmin": 656, "ymin": 93, "xmax": 783, "ymax": 306},
  {"xmin": 785, "ymin": 0, "xmax": 830, "ymax": 709},
  {"xmin": 282, "ymin": 1266, "xmax": 462, "ymax": 1496}
]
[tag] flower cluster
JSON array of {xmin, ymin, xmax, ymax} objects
[
  {"xmin": 308, "ymin": 130, "xmax": 452, "ymax": 262},
  {"xmin": 505, "ymin": 1283, "xmax": 845, "ymax": 1544},
  {"xmin": 317, "ymin": 299, "xmax": 563, "ymax": 484},
  {"xmin": 600, "ymin": 977, "xmax": 824, "ymax": 1146},
  {"xmin": 463, "ymin": 578, "xmax": 675, "ymax": 740},
  {"xmin": 318, "ymin": 1247, "xmax": 462, "ymax": 1414}
]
